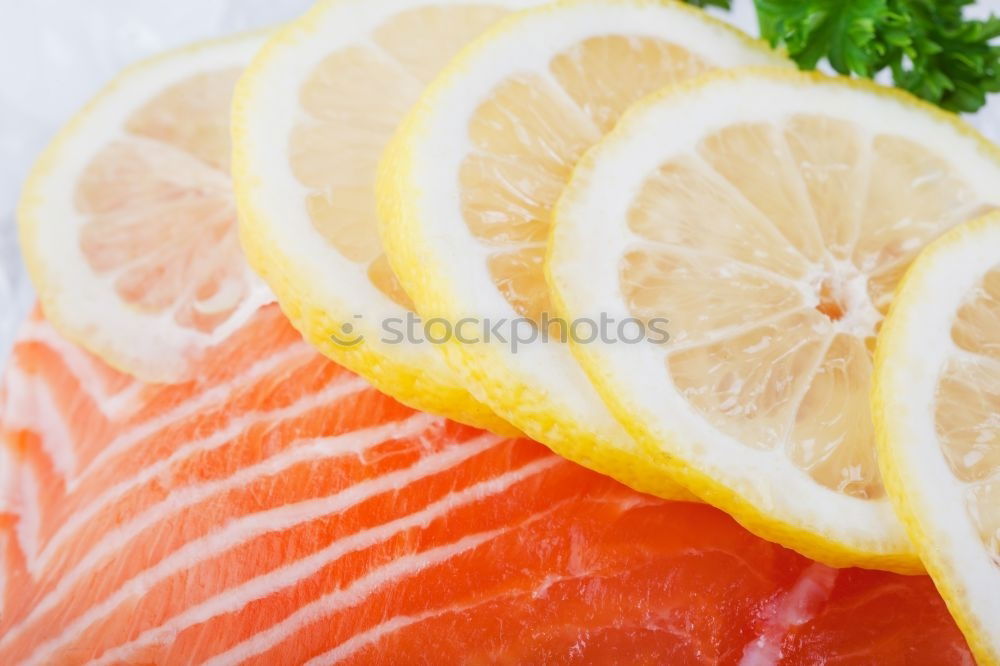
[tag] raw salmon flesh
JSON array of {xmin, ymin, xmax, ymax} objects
[{"xmin": 0, "ymin": 305, "xmax": 972, "ymax": 664}]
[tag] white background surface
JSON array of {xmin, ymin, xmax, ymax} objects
[{"xmin": 1, "ymin": 0, "xmax": 999, "ymax": 372}]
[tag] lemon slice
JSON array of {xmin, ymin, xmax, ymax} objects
[
  {"xmin": 548, "ymin": 69, "xmax": 1000, "ymax": 570},
  {"xmin": 378, "ymin": 0, "xmax": 788, "ymax": 498},
  {"xmin": 19, "ymin": 32, "xmax": 273, "ymax": 383},
  {"xmin": 234, "ymin": 0, "xmax": 550, "ymax": 433},
  {"xmin": 874, "ymin": 213, "xmax": 1000, "ymax": 662}
]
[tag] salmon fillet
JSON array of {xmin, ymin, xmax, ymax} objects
[{"xmin": 0, "ymin": 305, "xmax": 971, "ymax": 664}]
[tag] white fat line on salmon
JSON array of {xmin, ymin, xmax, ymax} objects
[
  {"xmin": 0, "ymin": 445, "xmax": 15, "ymax": 515},
  {"xmin": 307, "ymin": 608, "xmax": 459, "ymax": 665},
  {"xmin": 14, "ymin": 321, "xmax": 142, "ymax": 419},
  {"xmin": 201, "ymin": 502, "xmax": 561, "ymax": 666},
  {"xmin": 738, "ymin": 562, "xmax": 839, "ymax": 666},
  {"xmin": 31, "ymin": 375, "xmax": 371, "ymax": 575},
  {"xmin": 2, "ymin": 367, "xmax": 77, "ymax": 481},
  {"xmin": 9, "ymin": 426, "xmax": 498, "ymax": 662},
  {"xmin": 72, "ymin": 341, "xmax": 315, "ymax": 490},
  {"xmin": 5, "ymin": 409, "xmax": 440, "ymax": 648},
  {"xmin": 305, "ymin": 547, "xmax": 611, "ymax": 666},
  {"xmin": 342, "ymin": 550, "xmax": 696, "ymax": 666},
  {"xmin": 7, "ymin": 466, "xmax": 42, "ymax": 573},
  {"xmin": 0, "ymin": 532, "xmax": 7, "ymax": 618},
  {"xmin": 87, "ymin": 454, "xmax": 560, "ymax": 666}
]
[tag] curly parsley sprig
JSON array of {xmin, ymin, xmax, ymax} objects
[
  {"xmin": 684, "ymin": 0, "xmax": 733, "ymax": 8},
  {"xmin": 690, "ymin": 0, "xmax": 1000, "ymax": 113}
]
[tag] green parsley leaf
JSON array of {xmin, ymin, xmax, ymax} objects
[
  {"xmin": 685, "ymin": 0, "xmax": 733, "ymax": 9},
  {"xmin": 751, "ymin": 0, "xmax": 1000, "ymax": 113}
]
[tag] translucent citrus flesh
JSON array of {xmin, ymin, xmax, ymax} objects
[
  {"xmin": 77, "ymin": 68, "xmax": 247, "ymax": 335},
  {"xmin": 290, "ymin": 5, "xmax": 512, "ymax": 308},
  {"xmin": 618, "ymin": 115, "xmax": 990, "ymax": 500},
  {"xmin": 460, "ymin": 35, "xmax": 712, "ymax": 323},
  {"xmin": 935, "ymin": 266, "xmax": 1000, "ymax": 565}
]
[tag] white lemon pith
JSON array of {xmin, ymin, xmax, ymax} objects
[
  {"xmin": 19, "ymin": 33, "xmax": 273, "ymax": 383},
  {"xmin": 233, "ymin": 0, "xmax": 551, "ymax": 433},
  {"xmin": 377, "ymin": 0, "xmax": 789, "ymax": 500},
  {"xmin": 874, "ymin": 213, "xmax": 1000, "ymax": 664},
  {"xmin": 548, "ymin": 70, "xmax": 1000, "ymax": 570}
]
